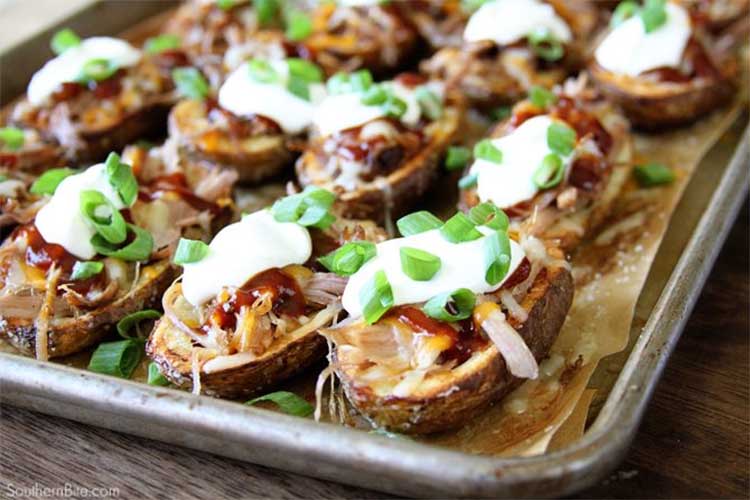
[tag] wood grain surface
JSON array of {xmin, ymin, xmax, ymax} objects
[{"xmin": 1, "ymin": 204, "xmax": 747, "ymax": 499}]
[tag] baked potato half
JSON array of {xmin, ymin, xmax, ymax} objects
[
  {"xmin": 421, "ymin": 0, "xmax": 599, "ymax": 107},
  {"xmin": 296, "ymin": 73, "xmax": 462, "ymax": 223},
  {"xmin": 147, "ymin": 211, "xmax": 387, "ymax": 399},
  {"xmin": 459, "ymin": 79, "xmax": 632, "ymax": 252}
]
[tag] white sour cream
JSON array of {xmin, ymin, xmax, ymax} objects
[
  {"xmin": 594, "ymin": 2, "xmax": 692, "ymax": 77},
  {"xmin": 342, "ymin": 226, "xmax": 525, "ymax": 319},
  {"xmin": 35, "ymin": 163, "xmax": 129, "ymax": 260},
  {"xmin": 218, "ymin": 60, "xmax": 326, "ymax": 135},
  {"xmin": 469, "ymin": 115, "xmax": 575, "ymax": 209},
  {"xmin": 464, "ymin": 0, "xmax": 572, "ymax": 46},
  {"xmin": 27, "ymin": 37, "xmax": 141, "ymax": 106},
  {"xmin": 181, "ymin": 209, "xmax": 312, "ymax": 306}
]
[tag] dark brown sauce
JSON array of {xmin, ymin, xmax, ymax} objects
[
  {"xmin": 205, "ymin": 98, "xmax": 283, "ymax": 137},
  {"xmin": 139, "ymin": 172, "xmax": 221, "ymax": 213}
]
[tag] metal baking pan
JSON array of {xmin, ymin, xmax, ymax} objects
[{"xmin": 0, "ymin": 2, "xmax": 748, "ymax": 497}]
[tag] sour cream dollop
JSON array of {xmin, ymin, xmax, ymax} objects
[
  {"xmin": 180, "ymin": 209, "xmax": 312, "ymax": 306},
  {"xmin": 469, "ymin": 115, "xmax": 575, "ymax": 209},
  {"xmin": 594, "ymin": 2, "xmax": 692, "ymax": 77},
  {"xmin": 464, "ymin": 0, "xmax": 572, "ymax": 46},
  {"xmin": 218, "ymin": 60, "xmax": 326, "ymax": 135},
  {"xmin": 35, "ymin": 163, "xmax": 129, "ymax": 260},
  {"xmin": 27, "ymin": 37, "xmax": 141, "ymax": 106},
  {"xmin": 342, "ymin": 226, "xmax": 525, "ymax": 319}
]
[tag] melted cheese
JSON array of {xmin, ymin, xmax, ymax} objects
[
  {"xmin": 594, "ymin": 2, "xmax": 692, "ymax": 77},
  {"xmin": 35, "ymin": 163, "xmax": 129, "ymax": 260},
  {"xmin": 342, "ymin": 226, "xmax": 526, "ymax": 319},
  {"xmin": 218, "ymin": 60, "xmax": 327, "ymax": 135},
  {"xmin": 181, "ymin": 209, "xmax": 312, "ymax": 306},
  {"xmin": 469, "ymin": 115, "xmax": 574, "ymax": 208},
  {"xmin": 27, "ymin": 37, "xmax": 141, "ymax": 106},
  {"xmin": 464, "ymin": 0, "xmax": 572, "ymax": 46}
]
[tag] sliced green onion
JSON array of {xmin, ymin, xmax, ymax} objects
[
  {"xmin": 533, "ymin": 153, "xmax": 565, "ymax": 189},
  {"xmin": 91, "ymin": 223, "xmax": 153, "ymax": 262},
  {"xmin": 144, "ymin": 34, "xmax": 181, "ymax": 54},
  {"xmin": 349, "ymin": 69, "xmax": 373, "ymax": 92},
  {"xmin": 396, "ymin": 210, "xmax": 443, "ymax": 237},
  {"xmin": 326, "ymin": 72, "xmax": 350, "ymax": 95},
  {"xmin": 473, "ymin": 139, "xmax": 502, "ymax": 164},
  {"xmin": 247, "ymin": 59, "xmax": 280, "ymax": 83},
  {"xmin": 611, "ymin": 0, "xmax": 639, "ymax": 27},
  {"xmin": 0, "ymin": 175, "xmax": 7, "ymax": 182},
  {"xmin": 51, "ymin": 28, "xmax": 81, "ymax": 55},
  {"xmin": 80, "ymin": 190, "xmax": 128, "ymax": 245},
  {"xmin": 117, "ymin": 309, "xmax": 161, "ymax": 339},
  {"xmin": 0, "ymin": 126, "xmax": 24, "ymax": 150},
  {"xmin": 382, "ymin": 92, "xmax": 408, "ymax": 119},
  {"xmin": 444, "ymin": 146, "xmax": 472, "ymax": 171},
  {"xmin": 80, "ymin": 58, "xmax": 118, "ymax": 83},
  {"xmin": 461, "ymin": 0, "xmax": 490, "ymax": 13},
  {"xmin": 70, "ymin": 260, "xmax": 104, "ymax": 281},
  {"xmin": 423, "ymin": 288, "xmax": 476, "ymax": 322},
  {"xmin": 287, "ymin": 58, "xmax": 324, "ymax": 83},
  {"xmin": 528, "ymin": 27, "xmax": 564, "ymax": 62},
  {"xmin": 174, "ymin": 238, "xmax": 209, "ymax": 265},
  {"xmin": 285, "ymin": 9, "xmax": 313, "ymax": 41},
  {"xmin": 29, "ymin": 167, "xmax": 75, "ymax": 195},
  {"xmin": 440, "ymin": 212, "xmax": 482, "ymax": 243},
  {"xmin": 318, "ymin": 241, "xmax": 376, "ymax": 277},
  {"xmin": 217, "ymin": 0, "xmax": 236, "ymax": 10},
  {"xmin": 246, "ymin": 391, "xmax": 314, "ymax": 417},
  {"xmin": 88, "ymin": 339, "xmax": 142, "ymax": 379},
  {"xmin": 105, "ymin": 152, "xmax": 138, "ymax": 206},
  {"xmin": 360, "ymin": 270, "xmax": 394, "ymax": 325},
  {"xmin": 547, "ymin": 122, "xmax": 577, "ymax": 156},
  {"xmin": 641, "ymin": 0, "xmax": 667, "ymax": 33},
  {"xmin": 147, "ymin": 362, "xmax": 170, "ymax": 386},
  {"xmin": 286, "ymin": 77, "xmax": 311, "ymax": 100},
  {"xmin": 416, "ymin": 86, "xmax": 443, "ymax": 121},
  {"xmin": 634, "ymin": 162, "xmax": 675, "ymax": 187},
  {"xmin": 254, "ymin": 0, "xmax": 280, "ymax": 24},
  {"xmin": 529, "ymin": 85, "xmax": 557, "ymax": 109},
  {"xmin": 400, "ymin": 247, "xmax": 441, "ymax": 281},
  {"xmin": 360, "ymin": 85, "xmax": 388, "ymax": 105},
  {"xmin": 270, "ymin": 186, "xmax": 336, "ymax": 229},
  {"xmin": 468, "ymin": 202, "xmax": 509, "ymax": 231},
  {"xmin": 484, "ymin": 230, "xmax": 511, "ymax": 286},
  {"xmin": 458, "ymin": 172, "xmax": 478, "ymax": 190},
  {"xmin": 172, "ymin": 67, "xmax": 210, "ymax": 100},
  {"xmin": 490, "ymin": 106, "xmax": 511, "ymax": 121}
]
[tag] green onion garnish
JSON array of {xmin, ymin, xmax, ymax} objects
[
  {"xmin": 217, "ymin": 0, "xmax": 236, "ymax": 10},
  {"xmin": 440, "ymin": 212, "xmax": 482, "ymax": 243},
  {"xmin": 349, "ymin": 69, "xmax": 373, "ymax": 92},
  {"xmin": 246, "ymin": 391, "xmax": 314, "ymax": 417},
  {"xmin": 88, "ymin": 339, "xmax": 142, "ymax": 379},
  {"xmin": 400, "ymin": 247, "xmax": 441, "ymax": 281},
  {"xmin": 174, "ymin": 238, "xmax": 210, "ymax": 265},
  {"xmin": 528, "ymin": 27, "xmax": 564, "ymax": 62},
  {"xmin": 396, "ymin": 210, "xmax": 443, "ymax": 237},
  {"xmin": 247, "ymin": 59, "xmax": 280, "ymax": 83},
  {"xmin": 172, "ymin": 67, "xmax": 210, "ymax": 100},
  {"xmin": 490, "ymin": 105, "xmax": 512, "ymax": 122},
  {"xmin": 360, "ymin": 270, "xmax": 394, "ymax": 325},
  {"xmin": 117, "ymin": 309, "xmax": 161, "ymax": 339},
  {"xmin": 254, "ymin": 0, "xmax": 281, "ymax": 25},
  {"xmin": 634, "ymin": 162, "xmax": 675, "ymax": 187},
  {"xmin": 458, "ymin": 172, "xmax": 478, "ymax": 190},
  {"xmin": 285, "ymin": 9, "xmax": 313, "ymax": 41},
  {"xmin": 318, "ymin": 241, "xmax": 376, "ymax": 277},
  {"xmin": 326, "ymin": 72, "xmax": 351, "ymax": 95},
  {"xmin": 483, "ymin": 230, "xmax": 511, "ymax": 286},
  {"xmin": 144, "ymin": 34, "xmax": 181, "ymax": 54},
  {"xmin": 473, "ymin": 139, "xmax": 502, "ymax": 164},
  {"xmin": 415, "ymin": 87, "xmax": 443, "ymax": 121},
  {"xmin": 80, "ymin": 58, "xmax": 119, "ymax": 83},
  {"xmin": 547, "ymin": 122, "xmax": 577, "ymax": 156},
  {"xmin": 361, "ymin": 85, "xmax": 388, "ymax": 105},
  {"xmin": 287, "ymin": 58, "xmax": 324, "ymax": 83},
  {"xmin": 640, "ymin": 0, "xmax": 667, "ymax": 33},
  {"xmin": 445, "ymin": 146, "xmax": 472, "ymax": 171},
  {"xmin": 533, "ymin": 153, "xmax": 565, "ymax": 189},
  {"xmin": 91, "ymin": 223, "xmax": 153, "ymax": 261},
  {"xmin": 105, "ymin": 152, "xmax": 138, "ymax": 206},
  {"xmin": 0, "ymin": 126, "xmax": 25, "ymax": 150},
  {"xmin": 147, "ymin": 362, "xmax": 170, "ymax": 386},
  {"xmin": 468, "ymin": 202, "xmax": 509, "ymax": 231},
  {"xmin": 70, "ymin": 260, "xmax": 104, "ymax": 281},
  {"xmin": 383, "ymin": 92, "xmax": 408, "ymax": 119},
  {"xmin": 286, "ymin": 77, "xmax": 311, "ymax": 100},
  {"xmin": 529, "ymin": 85, "xmax": 557, "ymax": 109},
  {"xmin": 270, "ymin": 186, "xmax": 336, "ymax": 229},
  {"xmin": 29, "ymin": 167, "xmax": 75, "ymax": 195},
  {"xmin": 51, "ymin": 28, "xmax": 81, "ymax": 55},
  {"xmin": 423, "ymin": 288, "xmax": 476, "ymax": 322},
  {"xmin": 611, "ymin": 0, "xmax": 639, "ymax": 27},
  {"xmin": 79, "ymin": 190, "xmax": 128, "ymax": 245}
]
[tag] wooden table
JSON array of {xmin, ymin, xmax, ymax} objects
[{"xmin": 1, "ymin": 204, "xmax": 747, "ymax": 499}]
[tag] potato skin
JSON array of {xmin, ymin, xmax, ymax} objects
[
  {"xmin": 0, "ymin": 260, "xmax": 176, "ymax": 359},
  {"xmin": 335, "ymin": 264, "xmax": 575, "ymax": 435}
]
